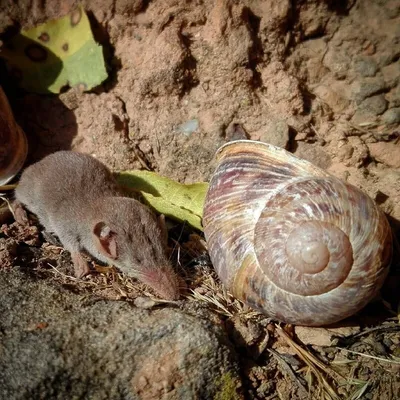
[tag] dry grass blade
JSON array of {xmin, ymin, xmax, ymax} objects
[
  {"xmin": 337, "ymin": 347, "xmax": 400, "ymax": 364},
  {"xmin": 47, "ymin": 262, "xmax": 84, "ymax": 282},
  {"xmin": 0, "ymin": 184, "xmax": 18, "ymax": 191},
  {"xmin": 190, "ymin": 288, "xmax": 234, "ymax": 316},
  {"xmin": 276, "ymin": 325, "xmax": 342, "ymax": 400},
  {"xmin": 347, "ymin": 379, "xmax": 370, "ymax": 400},
  {"xmin": 189, "ymin": 270, "xmax": 250, "ymax": 317}
]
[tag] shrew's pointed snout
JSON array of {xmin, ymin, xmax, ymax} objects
[{"xmin": 141, "ymin": 266, "xmax": 183, "ymax": 300}]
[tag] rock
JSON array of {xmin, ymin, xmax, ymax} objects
[
  {"xmin": 252, "ymin": 119, "xmax": 290, "ymax": 149},
  {"xmin": 294, "ymin": 142, "xmax": 332, "ymax": 170},
  {"xmin": 344, "ymin": 136, "xmax": 369, "ymax": 167},
  {"xmin": 382, "ymin": 0, "xmax": 400, "ymax": 19},
  {"xmin": 0, "ymin": 238, "xmax": 17, "ymax": 269},
  {"xmin": 0, "ymin": 270, "xmax": 242, "ymax": 399},
  {"xmin": 298, "ymin": 3, "xmax": 329, "ymax": 38},
  {"xmin": 350, "ymin": 77, "xmax": 386, "ymax": 104},
  {"xmin": 353, "ymin": 56, "xmax": 378, "ymax": 77},
  {"xmin": 295, "ymin": 325, "xmax": 361, "ymax": 347},
  {"xmin": 313, "ymin": 83, "xmax": 350, "ymax": 113},
  {"xmin": 351, "ymin": 109, "xmax": 377, "ymax": 125},
  {"xmin": 225, "ymin": 123, "xmax": 248, "ymax": 141},
  {"xmin": 337, "ymin": 144, "xmax": 354, "ymax": 161},
  {"xmin": 358, "ymin": 95, "xmax": 388, "ymax": 116},
  {"xmin": 386, "ymin": 85, "xmax": 400, "ymax": 107},
  {"xmin": 177, "ymin": 119, "xmax": 199, "ymax": 136},
  {"xmin": 382, "ymin": 62, "xmax": 400, "ymax": 89},
  {"xmin": 368, "ymin": 142, "xmax": 400, "ymax": 168},
  {"xmin": 381, "ymin": 107, "xmax": 400, "ymax": 125},
  {"xmin": 323, "ymin": 48, "xmax": 351, "ymax": 79}
]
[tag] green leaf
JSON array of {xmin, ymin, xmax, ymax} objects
[
  {"xmin": 117, "ymin": 170, "xmax": 208, "ymax": 231},
  {"xmin": 1, "ymin": 6, "xmax": 107, "ymax": 93}
]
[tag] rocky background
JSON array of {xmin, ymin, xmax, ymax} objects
[{"xmin": 0, "ymin": 1, "xmax": 399, "ymax": 399}]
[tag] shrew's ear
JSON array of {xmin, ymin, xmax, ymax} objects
[{"xmin": 92, "ymin": 222, "xmax": 118, "ymax": 260}]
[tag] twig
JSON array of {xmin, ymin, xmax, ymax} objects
[
  {"xmin": 267, "ymin": 348, "xmax": 309, "ymax": 398},
  {"xmin": 332, "ymin": 322, "xmax": 400, "ymax": 346},
  {"xmin": 337, "ymin": 347, "xmax": 400, "ymax": 364},
  {"xmin": 47, "ymin": 262, "xmax": 83, "ymax": 282},
  {"xmin": 277, "ymin": 326, "xmax": 342, "ymax": 400}
]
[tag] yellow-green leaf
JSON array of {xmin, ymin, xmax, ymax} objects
[
  {"xmin": 1, "ymin": 6, "xmax": 107, "ymax": 93},
  {"xmin": 117, "ymin": 170, "xmax": 208, "ymax": 231}
]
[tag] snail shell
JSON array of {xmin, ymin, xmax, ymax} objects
[
  {"xmin": 203, "ymin": 140, "xmax": 392, "ymax": 326},
  {"xmin": 0, "ymin": 86, "xmax": 28, "ymax": 186}
]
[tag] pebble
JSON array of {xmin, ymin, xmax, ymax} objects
[
  {"xmin": 294, "ymin": 142, "xmax": 332, "ymax": 170},
  {"xmin": 353, "ymin": 56, "xmax": 378, "ymax": 77},
  {"xmin": 337, "ymin": 144, "xmax": 354, "ymax": 161},
  {"xmin": 383, "ymin": 0, "xmax": 400, "ymax": 18},
  {"xmin": 254, "ymin": 119, "xmax": 290, "ymax": 149},
  {"xmin": 382, "ymin": 62, "xmax": 400, "ymax": 89},
  {"xmin": 350, "ymin": 77, "xmax": 386, "ymax": 104},
  {"xmin": 323, "ymin": 48, "xmax": 351, "ymax": 79},
  {"xmin": 177, "ymin": 119, "xmax": 199, "ymax": 136},
  {"xmin": 381, "ymin": 107, "xmax": 400, "ymax": 124},
  {"xmin": 377, "ymin": 49, "xmax": 400, "ymax": 67},
  {"xmin": 295, "ymin": 325, "xmax": 360, "ymax": 347},
  {"xmin": 386, "ymin": 86, "xmax": 400, "ymax": 107},
  {"xmin": 358, "ymin": 95, "xmax": 388, "ymax": 115},
  {"xmin": 313, "ymin": 83, "xmax": 350, "ymax": 113},
  {"xmin": 368, "ymin": 142, "xmax": 400, "ymax": 168}
]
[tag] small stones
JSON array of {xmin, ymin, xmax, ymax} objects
[
  {"xmin": 295, "ymin": 325, "xmax": 360, "ymax": 347},
  {"xmin": 386, "ymin": 85, "xmax": 400, "ymax": 107},
  {"xmin": 381, "ymin": 107, "xmax": 400, "ymax": 125},
  {"xmin": 353, "ymin": 56, "xmax": 378, "ymax": 77},
  {"xmin": 294, "ymin": 142, "xmax": 332, "ymax": 170},
  {"xmin": 351, "ymin": 94, "xmax": 389, "ymax": 124},
  {"xmin": 337, "ymin": 144, "xmax": 354, "ymax": 161},
  {"xmin": 383, "ymin": 0, "xmax": 400, "ymax": 19},
  {"xmin": 252, "ymin": 119, "xmax": 290, "ymax": 149},
  {"xmin": 368, "ymin": 142, "xmax": 400, "ymax": 168},
  {"xmin": 323, "ymin": 48, "xmax": 351, "ymax": 79},
  {"xmin": 225, "ymin": 123, "xmax": 248, "ymax": 142},
  {"xmin": 350, "ymin": 77, "xmax": 386, "ymax": 104},
  {"xmin": 358, "ymin": 95, "xmax": 388, "ymax": 115},
  {"xmin": 313, "ymin": 83, "xmax": 350, "ymax": 113},
  {"xmin": 342, "ymin": 136, "xmax": 369, "ymax": 168},
  {"xmin": 177, "ymin": 119, "xmax": 199, "ymax": 136},
  {"xmin": 382, "ymin": 62, "xmax": 400, "ymax": 89}
]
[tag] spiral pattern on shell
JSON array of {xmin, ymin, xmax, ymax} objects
[{"xmin": 203, "ymin": 141, "xmax": 392, "ymax": 326}]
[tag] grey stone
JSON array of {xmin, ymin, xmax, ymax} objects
[
  {"xmin": 323, "ymin": 48, "xmax": 351, "ymax": 79},
  {"xmin": 381, "ymin": 107, "xmax": 400, "ymax": 125},
  {"xmin": 386, "ymin": 85, "xmax": 400, "ymax": 107},
  {"xmin": 377, "ymin": 49, "xmax": 400, "ymax": 67},
  {"xmin": 382, "ymin": 62, "xmax": 400, "ymax": 89},
  {"xmin": 353, "ymin": 56, "xmax": 379, "ymax": 77},
  {"xmin": 258, "ymin": 119, "xmax": 290, "ymax": 149},
  {"xmin": 177, "ymin": 119, "xmax": 199, "ymax": 136},
  {"xmin": 350, "ymin": 77, "xmax": 387, "ymax": 104},
  {"xmin": 383, "ymin": 0, "xmax": 400, "ymax": 19},
  {"xmin": 0, "ymin": 270, "xmax": 242, "ymax": 400},
  {"xmin": 358, "ymin": 95, "xmax": 388, "ymax": 116},
  {"xmin": 294, "ymin": 142, "xmax": 332, "ymax": 170}
]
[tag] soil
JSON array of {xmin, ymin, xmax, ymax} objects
[{"xmin": 0, "ymin": 0, "xmax": 399, "ymax": 399}]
